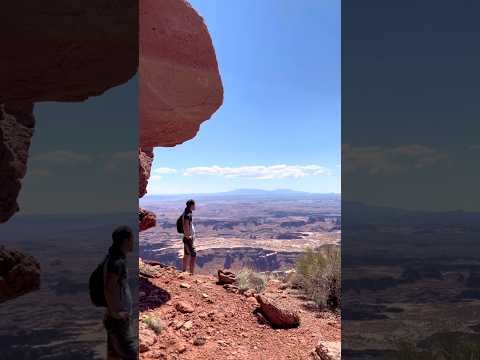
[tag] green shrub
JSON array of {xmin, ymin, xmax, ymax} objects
[
  {"xmin": 143, "ymin": 315, "xmax": 164, "ymax": 334},
  {"xmin": 235, "ymin": 268, "xmax": 267, "ymax": 293},
  {"xmin": 293, "ymin": 245, "xmax": 340, "ymax": 309}
]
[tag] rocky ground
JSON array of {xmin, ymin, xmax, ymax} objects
[{"xmin": 139, "ymin": 260, "xmax": 340, "ymax": 360}]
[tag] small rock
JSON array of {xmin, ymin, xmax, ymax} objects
[
  {"xmin": 139, "ymin": 328, "xmax": 156, "ymax": 352},
  {"xmin": 172, "ymin": 320, "xmax": 184, "ymax": 330},
  {"xmin": 193, "ymin": 337, "xmax": 206, "ymax": 346},
  {"xmin": 180, "ymin": 282, "xmax": 191, "ymax": 289},
  {"xmin": 202, "ymin": 293, "xmax": 209, "ymax": 298},
  {"xmin": 183, "ymin": 320, "xmax": 193, "ymax": 330},
  {"xmin": 175, "ymin": 301, "xmax": 194, "ymax": 313},
  {"xmin": 199, "ymin": 312, "xmax": 208, "ymax": 319},
  {"xmin": 176, "ymin": 343, "xmax": 187, "ymax": 353},
  {"xmin": 217, "ymin": 269, "xmax": 236, "ymax": 285},
  {"xmin": 243, "ymin": 289, "xmax": 255, "ymax": 297},
  {"xmin": 217, "ymin": 340, "xmax": 228, "ymax": 347},
  {"xmin": 313, "ymin": 341, "xmax": 341, "ymax": 360}
]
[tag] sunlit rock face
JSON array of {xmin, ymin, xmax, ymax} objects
[{"xmin": 139, "ymin": 0, "xmax": 223, "ymax": 148}]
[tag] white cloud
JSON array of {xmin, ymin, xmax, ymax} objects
[
  {"xmin": 30, "ymin": 150, "xmax": 92, "ymax": 164},
  {"xmin": 183, "ymin": 164, "xmax": 331, "ymax": 179},
  {"xmin": 343, "ymin": 144, "xmax": 449, "ymax": 175}
]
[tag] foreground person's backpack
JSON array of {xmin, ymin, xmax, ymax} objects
[
  {"xmin": 176, "ymin": 213, "xmax": 184, "ymax": 234},
  {"xmin": 89, "ymin": 256, "xmax": 108, "ymax": 307}
]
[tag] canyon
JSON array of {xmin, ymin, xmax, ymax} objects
[{"xmin": 140, "ymin": 192, "xmax": 340, "ymax": 275}]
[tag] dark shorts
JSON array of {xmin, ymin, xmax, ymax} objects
[
  {"xmin": 103, "ymin": 315, "xmax": 137, "ymax": 359},
  {"xmin": 183, "ymin": 236, "xmax": 196, "ymax": 257}
]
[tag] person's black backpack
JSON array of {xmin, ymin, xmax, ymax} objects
[
  {"xmin": 89, "ymin": 256, "xmax": 108, "ymax": 307},
  {"xmin": 176, "ymin": 213, "xmax": 184, "ymax": 234}
]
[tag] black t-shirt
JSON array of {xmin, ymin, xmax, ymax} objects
[
  {"xmin": 183, "ymin": 209, "xmax": 192, "ymax": 223},
  {"xmin": 105, "ymin": 246, "xmax": 132, "ymax": 315},
  {"xmin": 182, "ymin": 209, "xmax": 195, "ymax": 238}
]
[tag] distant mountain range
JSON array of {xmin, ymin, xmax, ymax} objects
[{"xmin": 142, "ymin": 189, "xmax": 340, "ymax": 201}]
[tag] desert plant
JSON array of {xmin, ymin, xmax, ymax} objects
[
  {"xmin": 143, "ymin": 315, "xmax": 164, "ymax": 334},
  {"xmin": 235, "ymin": 268, "xmax": 267, "ymax": 293},
  {"xmin": 293, "ymin": 244, "xmax": 341, "ymax": 309}
]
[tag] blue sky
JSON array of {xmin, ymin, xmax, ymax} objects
[{"xmin": 148, "ymin": 0, "xmax": 340, "ymax": 195}]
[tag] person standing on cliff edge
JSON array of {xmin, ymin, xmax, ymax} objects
[
  {"xmin": 182, "ymin": 199, "xmax": 197, "ymax": 274},
  {"xmin": 103, "ymin": 226, "xmax": 137, "ymax": 359}
]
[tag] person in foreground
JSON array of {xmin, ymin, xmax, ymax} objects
[
  {"xmin": 182, "ymin": 199, "xmax": 197, "ymax": 274},
  {"xmin": 103, "ymin": 226, "xmax": 137, "ymax": 360}
]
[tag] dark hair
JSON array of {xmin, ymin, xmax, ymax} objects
[
  {"xmin": 186, "ymin": 199, "xmax": 195, "ymax": 208},
  {"xmin": 112, "ymin": 225, "xmax": 133, "ymax": 246}
]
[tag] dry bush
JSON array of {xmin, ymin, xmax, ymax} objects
[
  {"xmin": 235, "ymin": 268, "xmax": 267, "ymax": 293},
  {"xmin": 293, "ymin": 244, "xmax": 340, "ymax": 310},
  {"xmin": 143, "ymin": 315, "xmax": 164, "ymax": 334}
]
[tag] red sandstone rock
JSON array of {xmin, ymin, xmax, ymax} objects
[
  {"xmin": 0, "ymin": 104, "xmax": 35, "ymax": 223},
  {"xmin": 313, "ymin": 340, "xmax": 341, "ymax": 360},
  {"xmin": 139, "ymin": 327, "xmax": 157, "ymax": 353},
  {"xmin": 139, "ymin": 148, "xmax": 154, "ymax": 198},
  {"xmin": 139, "ymin": 208, "xmax": 157, "ymax": 232},
  {"xmin": 217, "ymin": 269, "xmax": 236, "ymax": 285},
  {"xmin": 255, "ymin": 294, "xmax": 300, "ymax": 328},
  {"xmin": 0, "ymin": 1, "xmax": 137, "ymax": 103},
  {"xmin": 139, "ymin": 0, "xmax": 223, "ymax": 148},
  {"xmin": 0, "ymin": 246, "xmax": 41, "ymax": 303},
  {"xmin": 175, "ymin": 301, "xmax": 195, "ymax": 314}
]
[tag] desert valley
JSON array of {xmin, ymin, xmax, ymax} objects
[{"xmin": 140, "ymin": 190, "xmax": 340, "ymax": 275}]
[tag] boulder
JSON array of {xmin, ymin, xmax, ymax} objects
[
  {"xmin": 217, "ymin": 269, "xmax": 236, "ymax": 285},
  {"xmin": 175, "ymin": 301, "xmax": 194, "ymax": 314},
  {"xmin": 139, "ymin": 208, "xmax": 156, "ymax": 232},
  {"xmin": 312, "ymin": 341, "xmax": 341, "ymax": 360},
  {"xmin": 0, "ymin": 246, "xmax": 41, "ymax": 303},
  {"xmin": 255, "ymin": 294, "xmax": 300, "ymax": 328},
  {"xmin": 139, "ymin": 327, "xmax": 157, "ymax": 353}
]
